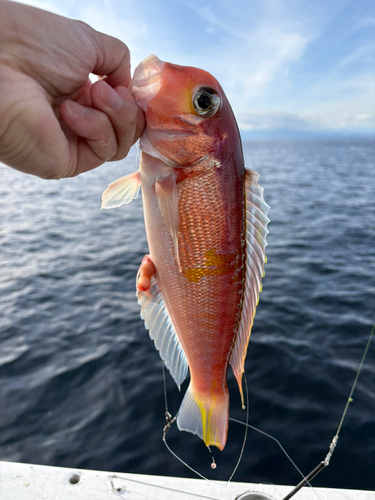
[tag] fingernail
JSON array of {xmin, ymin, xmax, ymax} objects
[
  {"xmin": 65, "ymin": 100, "xmax": 87, "ymax": 116},
  {"xmin": 100, "ymin": 83, "xmax": 123, "ymax": 110}
]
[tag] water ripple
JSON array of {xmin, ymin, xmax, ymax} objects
[{"xmin": 0, "ymin": 139, "xmax": 374, "ymax": 490}]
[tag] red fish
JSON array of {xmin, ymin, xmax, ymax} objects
[{"xmin": 102, "ymin": 55, "xmax": 269, "ymax": 450}]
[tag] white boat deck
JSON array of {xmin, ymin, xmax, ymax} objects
[{"xmin": 0, "ymin": 460, "xmax": 373, "ymax": 500}]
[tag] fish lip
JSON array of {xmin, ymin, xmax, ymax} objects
[
  {"xmin": 132, "ymin": 54, "xmax": 164, "ymax": 86},
  {"xmin": 130, "ymin": 55, "xmax": 164, "ymax": 112}
]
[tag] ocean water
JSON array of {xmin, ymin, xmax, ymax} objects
[{"xmin": 0, "ymin": 137, "xmax": 374, "ymax": 492}]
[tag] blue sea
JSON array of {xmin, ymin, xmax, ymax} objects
[{"xmin": 0, "ymin": 137, "xmax": 374, "ymax": 492}]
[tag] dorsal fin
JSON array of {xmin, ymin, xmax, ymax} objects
[
  {"xmin": 137, "ymin": 275, "xmax": 188, "ymax": 388},
  {"xmin": 230, "ymin": 169, "xmax": 270, "ymax": 404}
]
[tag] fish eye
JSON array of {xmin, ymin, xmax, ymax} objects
[{"xmin": 192, "ymin": 87, "xmax": 221, "ymax": 117}]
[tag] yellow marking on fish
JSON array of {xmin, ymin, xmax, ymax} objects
[
  {"xmin": 196, "ymin": 396, "xmax": 215, "ymax": 447},
  {"xmin": 182, "ymin": 248, "xmax": 238, "ymax": 283}
]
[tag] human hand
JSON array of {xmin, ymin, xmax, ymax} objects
[{"xmin": 0, "ymin": 0, "xmax": 145, "ymax": 179}]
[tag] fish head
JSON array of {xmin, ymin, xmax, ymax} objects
[{"xmin": 130, "ymin": 55, "xmax": 242, "ymax": 168}]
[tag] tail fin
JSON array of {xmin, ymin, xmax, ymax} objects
[{"xmin": 177, "ymin": 383, "xmax": 229, "ymax": 450}]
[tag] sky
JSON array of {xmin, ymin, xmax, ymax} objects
[{"xmin": 19, "ymin": 0, "xmax": 375, "ymax": 137}]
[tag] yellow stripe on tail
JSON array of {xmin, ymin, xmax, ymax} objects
[{"xmin": 177, "ymin": 382, "xmax": 229, "ymax": 450}]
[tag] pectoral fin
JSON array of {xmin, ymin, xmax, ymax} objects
[
  {"xmin": 101, "ymin": 171, "xmax": 141, "ymax": 209},
  {"xmin": 155, "ymin": 172, "xmax": 180, "ymax": 270}
]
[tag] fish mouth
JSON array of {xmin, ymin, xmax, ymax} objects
[
  {"xmin": 130, "ymin": 54, "xmax": 164, "ymax": 112},
  {"xmin": 131, "ymin": 55, "xmax": 206, "ymax": 169}
]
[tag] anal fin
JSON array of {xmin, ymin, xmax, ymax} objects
[{"xmin": 137, "ymin": 272, "xmax": 188, "ymax": 389}]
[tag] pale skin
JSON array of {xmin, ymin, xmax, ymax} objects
[{"xmin": 0, "ymin": 0, "xmax": 145, "ymax": 179}]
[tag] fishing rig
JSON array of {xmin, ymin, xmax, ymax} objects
[{"xmin": 162, "ymin": 325, "xmax": 374, "ymax": 500}]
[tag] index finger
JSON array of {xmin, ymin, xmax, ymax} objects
[{"xmin": 83, "ymin": 24, "xmax": 131, "ymax": 87}]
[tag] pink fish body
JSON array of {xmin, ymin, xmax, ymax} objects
[{"xmin": 102, "ymin": 55, "xmax": 270, "ymax": 450}]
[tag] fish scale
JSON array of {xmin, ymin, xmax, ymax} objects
[{"xmin": 177, "ymin": 163, "xmax": 245, "ymax": 363}]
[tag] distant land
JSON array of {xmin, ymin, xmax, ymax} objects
[{"xmin": 239, "ymin": 129, "xmax": 375, "ymax": 140}]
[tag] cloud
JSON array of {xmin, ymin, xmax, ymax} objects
[
  {"xmin": 336, "ymin": 44, "xmax": 375, "ymax": 69},
  {"xmin": 351, "ymin": 17, "xmax": 375, "ymax": 33},
  {"xmin": 183, "ymin": 0, "xmax": 312, "ymax": 104},
  {"xmin": 240, "ymin": 31, "xmax": 308, "ymax": 91},
  {"xmin": 237, "ymin": 109, "xmax": 375, "ymax": 132},
  {"xmin": 237, "ymin": 111, "xmax": 315, "ymax": 131},
  {"xmin": 14, "ymin": 0, "xmax": 375, "ymax": 133}
]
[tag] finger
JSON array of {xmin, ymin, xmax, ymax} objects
[
  {"xmin": 117, "ymin": 86, "xmax": 146, "ymax": 144},
  {"xmin": 90, "ymin": 80, "xmax": 145, "ymax": 161},
  {"xmin": 68, "ymin": 79, "xmax": 92, "ymax": 107},
  {"xmin": 85, "ymin": 26, "xmax": 131, "ymax": 87},
  {"xmin": 60, "ymin": 99, "xmax": 117, "ymax": 166}
]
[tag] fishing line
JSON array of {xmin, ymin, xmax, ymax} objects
[
  {"xmin": 161, "ymin": 318, "xmax": 373, "ymax": 498},
  {"xmin": 161, "ymin": 365, "xmax": 249, "ymax": 485},
  {"xmin": 280, "ymin": 324, "xmax": 374, "ymax": 500},
  {"xmin": 162, "ymin": 363, "xmax": 169, "ymax": 415},
  {"xmin": 228, "ymin": 417, "xmax": 321, "ymax": 500},
  {"xmin": 230, "ymin": 325, "xmax": 374, "ymax": 499},
  {"xmin": 228, "ymin": 419, "xmax": 307, "ymax": 485},
  {"xmin": 163, "ymin": 422, "xmax": 248, "ymax": 487},
  {"xmin": 110, "ymin": 474, "xmax": 220, "ymax": 500},
  {"xmin": 109, "ymin": 326, "xmax": 373, "ymax": 500},
  {"xmin": 161, "ymin": 359, "xmax": 219, "ymax": 483},
  {"xmin": 229, "ymin": 372, "xmax": 323, "ymax": 500},
  {"xmin": 226, "ymin": 373, "xmax": 249, "ymax": 482},
  {"xmin": 336, "ymin": 324, "xmax": 374, "ymax": 438},
  {"xmin": 162, "ymin": 369, "xmax": 305, "ymax": 489}
]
